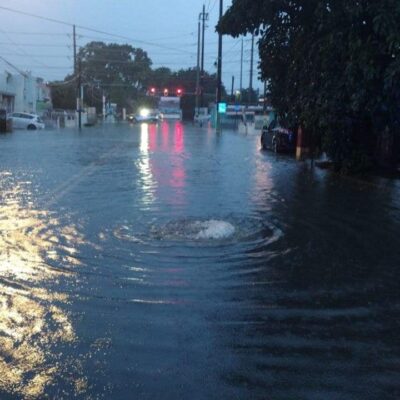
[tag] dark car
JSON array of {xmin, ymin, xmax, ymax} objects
[{"xmin": 261, "ymin": 122, "xmax": 297, "ymax": 153}]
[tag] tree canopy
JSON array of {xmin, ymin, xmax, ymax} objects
[
  {"xmin": 51, "ymin": 42, "xmax": 224, "ymax": 119},
  {"xmin": 79, "ymin": 41, "xmax": 152, "ymax": 110},
  {"xmin": 218, "ymin": 0, "xmax": 400, "ymax": 171}
]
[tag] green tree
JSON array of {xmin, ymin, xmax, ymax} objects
[
  {"xmin": 50, "ymin": 42, "xmax": 226, "ymax": 120},
  {"xmin": 79, "ymin": 42, "xmax": 152, "ymax": 111},
  {"xmin": 50, "ymin": 79, "xmax": 76, "ymax": 110},
  {"xmin": 173, "ymin": 68, "xmax": 226, "ymax": 119},
  {"xmin": 218, "ymin": 0, "xmax": 400, "ymax": 171},
  {"xmin": 150, "ymin": 67, "xmax": 173, "ymax": 89}
]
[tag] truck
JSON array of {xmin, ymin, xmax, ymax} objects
[{"xmin": 158, "ymin": 96, "xmax": 182, "ymax": 121}]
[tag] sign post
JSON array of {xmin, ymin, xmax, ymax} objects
[{"xmin": 217, "ymin": 102, "xmax": 226, "ymax": 134}]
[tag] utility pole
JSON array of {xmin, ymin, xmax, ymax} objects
[
  {"xmin": 216, "ymin": 0, "xmax": 223, "ymax": 133},
  {"xmin": 248, "ymin": 34, "xmax": 254, "ymax": 105},
  {"xmin": 74, "ymin": 25, "xmax": 82, "ymax": 130},
  {"xmin": 102, "ymin": 91, "xmax": 106, "ymax": 123},
  {"xmin": 195, "ymin": 17, "xmax": 201, "ymax": 116},
  {"xmin": 263, "ymin": 80, "xmax": 267, "ymax": 113},
  {"xmin": 200, "ymin": 4, "xmax": 208, "ymax": 108},
  {"xmin": 78, "ymin": 56, "xmax": 82, "ymax": 130},
  {"xmin": 240, "ymin": 37, "xmax": 243, "ymax": 103},
  {"xmin": 73, "ymin": 24, "xmax": 77, "ymax": 75},
  {"xmin": 231, "ymin": 76, "xmax": 235, "ymax": 102}
]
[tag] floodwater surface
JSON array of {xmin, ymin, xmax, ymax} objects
[{"xmin": 1, "ymin": 122, "xmax": 400, "ymax": 399}]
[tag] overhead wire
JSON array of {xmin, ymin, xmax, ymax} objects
[
  {"xmin": 0, "ymin": 26, "xmax": 66, "ymax": 70},
  {"xmin": 0, "ymin": 5, "xmax": 262, "ymax": 87},
  {"xmin": 208, "ymin": 0, "xmax": 218, "ymax": 14},
  {"xmin": 4, "ymin": 31, "xmax": 70, "ymax": 36},
  {"xmin": 0, "ymin": 6, "xmax": 196, "ymax": 56},
  {"xmin": 0, "ymin": 42, "xmax": 71, "ymax": 48}
]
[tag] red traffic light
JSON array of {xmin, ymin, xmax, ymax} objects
[
  {"xmin": 163, "ymin": 88, "xmax": 169, "ymax": 96},
  {"xmin": 150, "ymin": 87, "xmax": 156, "ymax": 94},
  {"xmin": 176, "ymin": 88, "xmax": 183, "ymax": 96}
]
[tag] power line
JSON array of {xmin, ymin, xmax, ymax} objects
[
  {"xmin": 49, "ymin": 75, "xmax": 78, "ymax": 86},
  {"xmin": 77, "ymin": 33, "xmax": 198, "ymax": 48},
  {"xmin": 0, "ymin": 42, "xmax": 70, "ymax": 48},
  {"xmin": 209, "ymin": 0, "xmax": 218, "ymax": 14},
  {"xmin": 4, "ymin": 31, "xmax": 70, "ymax": 36},
  {"xmin": 0, "ymin": 27, "xmax": 53, "ymax": 70},
  {"xmin": 0, "ymin": 5, "xmax": 196, "ymax": 55},
  {"xmin": 0, "ymin": 55, "xmax": 29, "ymax": 77},
  {"xmin": 0, "ymin": 53, "xmax": 71, "ymax": 58},
  {"xmin": 0, "ymin": 6, "xmax": 255, "ymax": 86}
]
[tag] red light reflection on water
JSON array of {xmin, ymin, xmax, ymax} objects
[
  {"xmin": 148, "ymin": 123, "xmax": 157, "ymax": 152},
  {"xmin": 141, "ymin": 121, "xmax": 187, "ymax": 206},
  {"xmin": 169, "ymin": 122, "xmax": 185, "ymax": 192},
  {"xmin": 174, "ymin": 121, "xmax": 184, "ymax": 154},
  {"xmin": 161, "ymin": 121, "xmax": 170, "ymax": 151}
]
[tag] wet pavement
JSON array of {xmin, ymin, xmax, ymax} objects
[{"xmin": 1, "ymin": 122, "xmax": 400, "ymax": 399}]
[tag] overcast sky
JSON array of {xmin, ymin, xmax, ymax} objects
[{"xmin": 0, "ymin": 0, "xmax": 262, "ymax": 92}]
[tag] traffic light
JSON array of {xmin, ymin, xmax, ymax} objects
[
  {"xmin": 176, "ymin": 88, "xmax": 183, "ymax": 96},
  {"xmin": 150, "ymin": 87, "xmax": 156, "ymax": 95},
  {"xmin": 163, "ymin": 88, "xmax": 169, "ymax": 96}
]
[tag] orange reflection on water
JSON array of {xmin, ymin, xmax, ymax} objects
[{"xmin": 0, "ymin": 183, "xmax": 87, "ymax": 399}]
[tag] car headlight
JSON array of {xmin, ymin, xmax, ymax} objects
[{"xmin": 139, "ymin": 108, "xmax": 150, "ymax": 118}]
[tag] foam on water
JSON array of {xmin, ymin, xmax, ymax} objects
[
  {"xmin": 115, "ymin": 214, "xmax": 283, "ymax": 246},
  {"xmin": 193, "ymin": 220, "xmax": 236, "ymax": 240}
]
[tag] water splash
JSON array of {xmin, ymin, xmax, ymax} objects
[{"xmin": 192, "ymin": 220, "xmax": 236, "ymax": 240}]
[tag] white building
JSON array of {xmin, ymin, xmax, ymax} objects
[{"xmin": 0, "ymin": 71, "xmax": 51, "ymax": 114}]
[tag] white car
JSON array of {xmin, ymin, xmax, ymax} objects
[
  {"xmin": 133, "ymin": 108, "xmax": 159, "ymax": 123},
  {"xmin": 10, "ymin": 112, "xmax": 45, "ymax": 130}
]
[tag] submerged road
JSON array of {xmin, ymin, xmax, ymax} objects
[{"xmin": 0, "ymin": 122, "xmax": 400, "ymax": 399}]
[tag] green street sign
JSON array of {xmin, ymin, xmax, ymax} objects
[{"xmin": 218, "ymin": 102, "xmax": 227, "ymax": 114}]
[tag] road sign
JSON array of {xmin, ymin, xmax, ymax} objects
[{"xmin": 218, "ymin": 102, "xmax": 227, "ymax": 114}]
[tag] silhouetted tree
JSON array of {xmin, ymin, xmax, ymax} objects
[{"xmin": 218, "ymin": 0, "xmax": 400, "ymax": 171}]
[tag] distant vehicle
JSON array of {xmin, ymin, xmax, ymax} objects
[
  {"xmin": 261, "ymin": 122, "xmax": 297, "ymax": 153},
  {"xmin": 10, "ymin": 112, "xmax": 45, "ymax": 130},
  {"xmin": 158, "ymin": 96, "xmax": 182, "ymax": 120},
  {"xmin": 129, "ymin": 108, "xmax": 159, "ymax": 123}
]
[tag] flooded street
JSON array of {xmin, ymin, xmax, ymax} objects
[{"xmin": 1, "ymin": 122, "xmax": 400, "ymax": 399}]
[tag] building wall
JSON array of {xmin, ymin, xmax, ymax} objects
[
  {"xmin": 0, "ymin": 71, "xmax": 45, "ymax": 114},
  {"xmin": 0, "ymin": 72, "xmax": 15, "ymax": 112}
]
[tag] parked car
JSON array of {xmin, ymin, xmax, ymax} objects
[
  {"xmin": 261, "ymin": 122, "xmax": 297, "ymax": 153},
  {"xmin": 10, "ymin": 112, "xmax": 45, "ymax": 130}
]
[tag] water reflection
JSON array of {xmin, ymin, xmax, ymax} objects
[
  {"xmin": 214, "ymin": 161, "xmax": 400, "ymax": 399},
  {"xmin": 138, "ymin": 123, "xmax": 157, "ymax": 206},
  {"xmin": 137, "ymin": 121, "xmax": 187, "ymax": 208},
  {"xmin": 0, "ymin": 180, "xmax": 86, "ymax": 399},
  {"xmin": 2, "ymin": 125, "xmax": 399, "ymax": 399}
]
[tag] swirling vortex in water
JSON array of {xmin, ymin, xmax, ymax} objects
[{"xmin": 113, "ymin": 214, "xmax": 284, "ymax": 250}]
